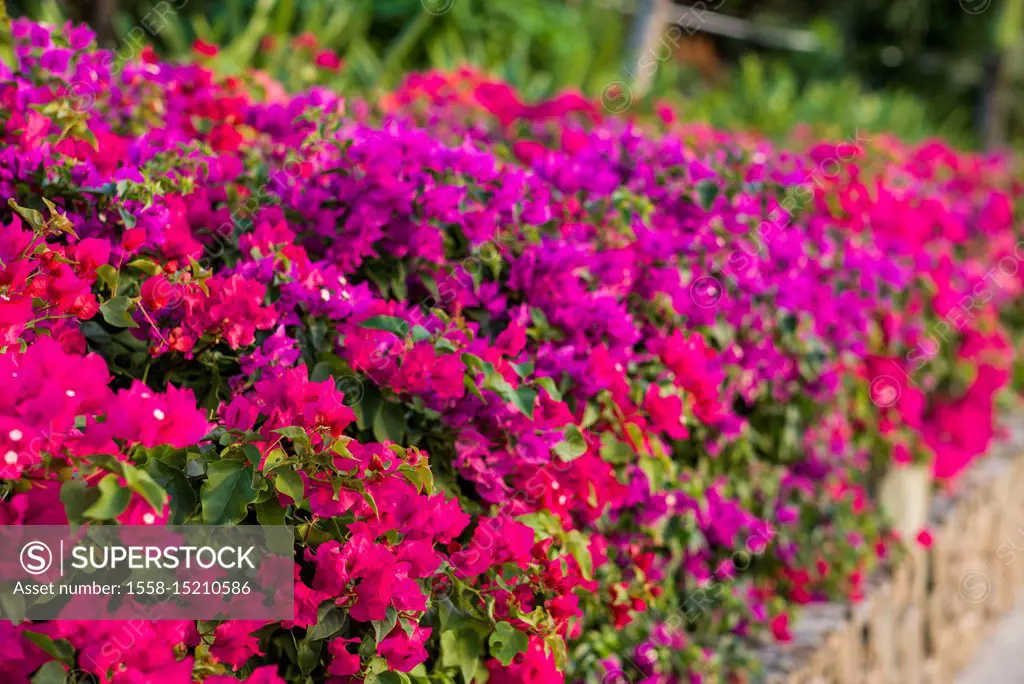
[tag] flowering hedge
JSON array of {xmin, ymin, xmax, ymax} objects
[{"xmin": 0, "ymin": 19, "xmax": 1021, "ymax": 684}]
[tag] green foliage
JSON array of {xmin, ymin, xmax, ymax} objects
[
  {"xmin": 488, "ymin": 621, "xmax": 529, "ymax": 666},
  {"xmin": 201, "ymin": 459, "xmax": 259, "ymax": 523},
  {"xmin": 6, "ymin": 0, "xmax": 1001, "ymax": 145},
  {"xmin": 112, "ymin": 0, "xmax": 630, "ymax": 99},
  {"xmin": 667, "ymin": 54, "xmax": 975, "ymax": 146}
]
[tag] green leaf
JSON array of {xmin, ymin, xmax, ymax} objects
[
  {"xmin": 464, "ymin": 375, "xmax": 486, "ymax": 403},
  {"xmin": 440, "ymin": 623, "xmax": 484, "ymax": 684},
  {"xmin": 372, "ymin": 401, "xmax": 406, "ymax": 444},
  {"xmin": 566, "ymin": 530, "xmax": 594, "ymax": 580},
  {"xmin": 512, "ymin": 361, "xmax": 535, "ymax": 379},
  {"xmin": 331, "ymin": 437, "xmax": 356, "ymax": 461},
  {"xmin": 30, "ymin": 661, "xmax": 68, "ymax": 684},
  {"xmin": 243, "ymin": 444, "xmax": 262, "ymax": 467},
  {"xmin": 361, "ymin": 489, "xmax": 380, "ymax": 519},
  {"xmin": 127, "ymin": 259, "xmax": 163, "ymax": 276},
  {"xmin": 544, "ymin": 633, "xmax": 568, "ymax": 670},
  {"xmin": 60, "ymin": 479, "xmax": 99, "ymax": 525},
  {"xmin": 22, "ymin": 631, "xmax": 74, "ymax": 664},
  {"xmin": 529, "ymin": 306, "xmax": 549, "ymax": 330},
  {"xmin": 201, "ymin": 460, "xmax": 257, "ymax": 524},
  {"xmin": 363, "ymin": 656, "xmax": 389, "ymax": 678},
  {"xmin": 255, "ymin": 500, "xmax": 286, "ymax": 526},
  {"xmin": 376, "ymin": 673, "xmax": 411, "ymax": 684},
  {"xmin": 310, "ymin": 361, "xmax": 333, "ymax": 382},
  {"xmin": 460, "ymin": 352, "xmax": 485, "ymax": 373},
  {"xmin": 552, "ymin": 424, "xmax": 587, "ymax": 462},
  {"xmin": 84, "ymin": 474, "xmax": 131, "ymax": 520},
  {"xmin": 262, "ymin": 448, "xmax": 290, "ymax": 473},
  {"xmin": 600, "ymin": 434, "xmax": 634, "ymax": 465},
  {"xmin": 483, "ymin": 371, "xmax": 536, "ymax": 419},
  {"xmin": 307, "ymin": 602, "xmax": 347, "ymax": 641},
  {"xmin": 0, "ymin": 587, "xmax": 26, "ymax": 623},
  {"xmin": 275, "ymin": 470, "xmax": 304, "ymax": 504},
  {"xmin": 118, "ymin": 206, "xmax": 137, "ymax": 229},
  {"xmin": 100, "ymin": 296, "xmax": 138, "ymax": 328},
  {"xmin": 274, "ymin": 426, "xmax": 313, "ymax": 459},
  {"xmin": 355, "ymin": 384, "xmax": 382, "ymax": 431},
  {"xmin": 535, "ymin": 376, "xmax": 562, "ymax": 402},
  {"xmin": 8, "ymin": 199, "xmax": 45, "ymax": 230},
  {"xmin": 41, "ymin": 198, "xmax": 78, "ymax": 237},
  {"xmin": 488, "ymin": 621, "xmax": 528, "ymax": 666},
  {"xmin": 517, "ymin": 510, "xmax": 562, "ymax": 539},
  {"xmin": 512, "ymin": 387, "xmax": 537, "ymax": 420},
  {"xmin": 372, "ymin": 606, "xmax": 399, "ymax": 644},
  {"xmin": 123, "ymin": 462, "xmax": 168, "ymax": 512},
  {"xmin": 411, "ymin": 325, "xmax": 432, "ymax": 342},
  {"xmin": 398, "ymin": 462, "xmax": 433, "ymax": 494},
  {"xmin": 359, "ymin": 315, "xmax": 409, "ymax": 337},
  {"xmin": 435, "ymin": 338, "xmax": 457, "ymax": 353},
  {"xmin": 95, "ymin": 264, "xmax": 119, "ymax": 293},
  {"xmin": 297, "ymin": 638, "xmax": 322, "ymax": 675},
  {"xmin": 697, "ymin": 180, "xmax": 720, "ymax": 210}
]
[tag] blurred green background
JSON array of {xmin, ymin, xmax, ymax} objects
[{"xmin": 6, "ymin": 0, "xmax": 1024, "ymax": 148}]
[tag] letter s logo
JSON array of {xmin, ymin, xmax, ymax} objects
[{"xmin": 20, "ymin": 541, "xmax": 52, "ymax": 575}]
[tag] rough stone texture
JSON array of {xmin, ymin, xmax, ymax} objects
[{"xmin": 754, "ymin": 419, "xmax": 1024, "ymax": 684}]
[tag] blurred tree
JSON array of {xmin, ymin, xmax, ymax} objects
[
  {"xmin": 698, "ymin": 0, "xmax": 1017, "ymax": 146},
  {"xmin": 983, "ymin": 0, "xmax": 1024, "ymax": 148}
]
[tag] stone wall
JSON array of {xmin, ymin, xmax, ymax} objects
[{"xmin": 755, "ymin": 420, "xmax": 1024, "ymax": 684}]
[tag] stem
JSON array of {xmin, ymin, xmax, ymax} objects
[{"xmin": 137, "ymin": 302, "xmax": 171, "ymax": 348}]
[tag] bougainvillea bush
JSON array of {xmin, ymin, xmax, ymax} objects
[{"xmin": 0, "ymin": 19, "xmax": 1021, "ymax": 684}]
